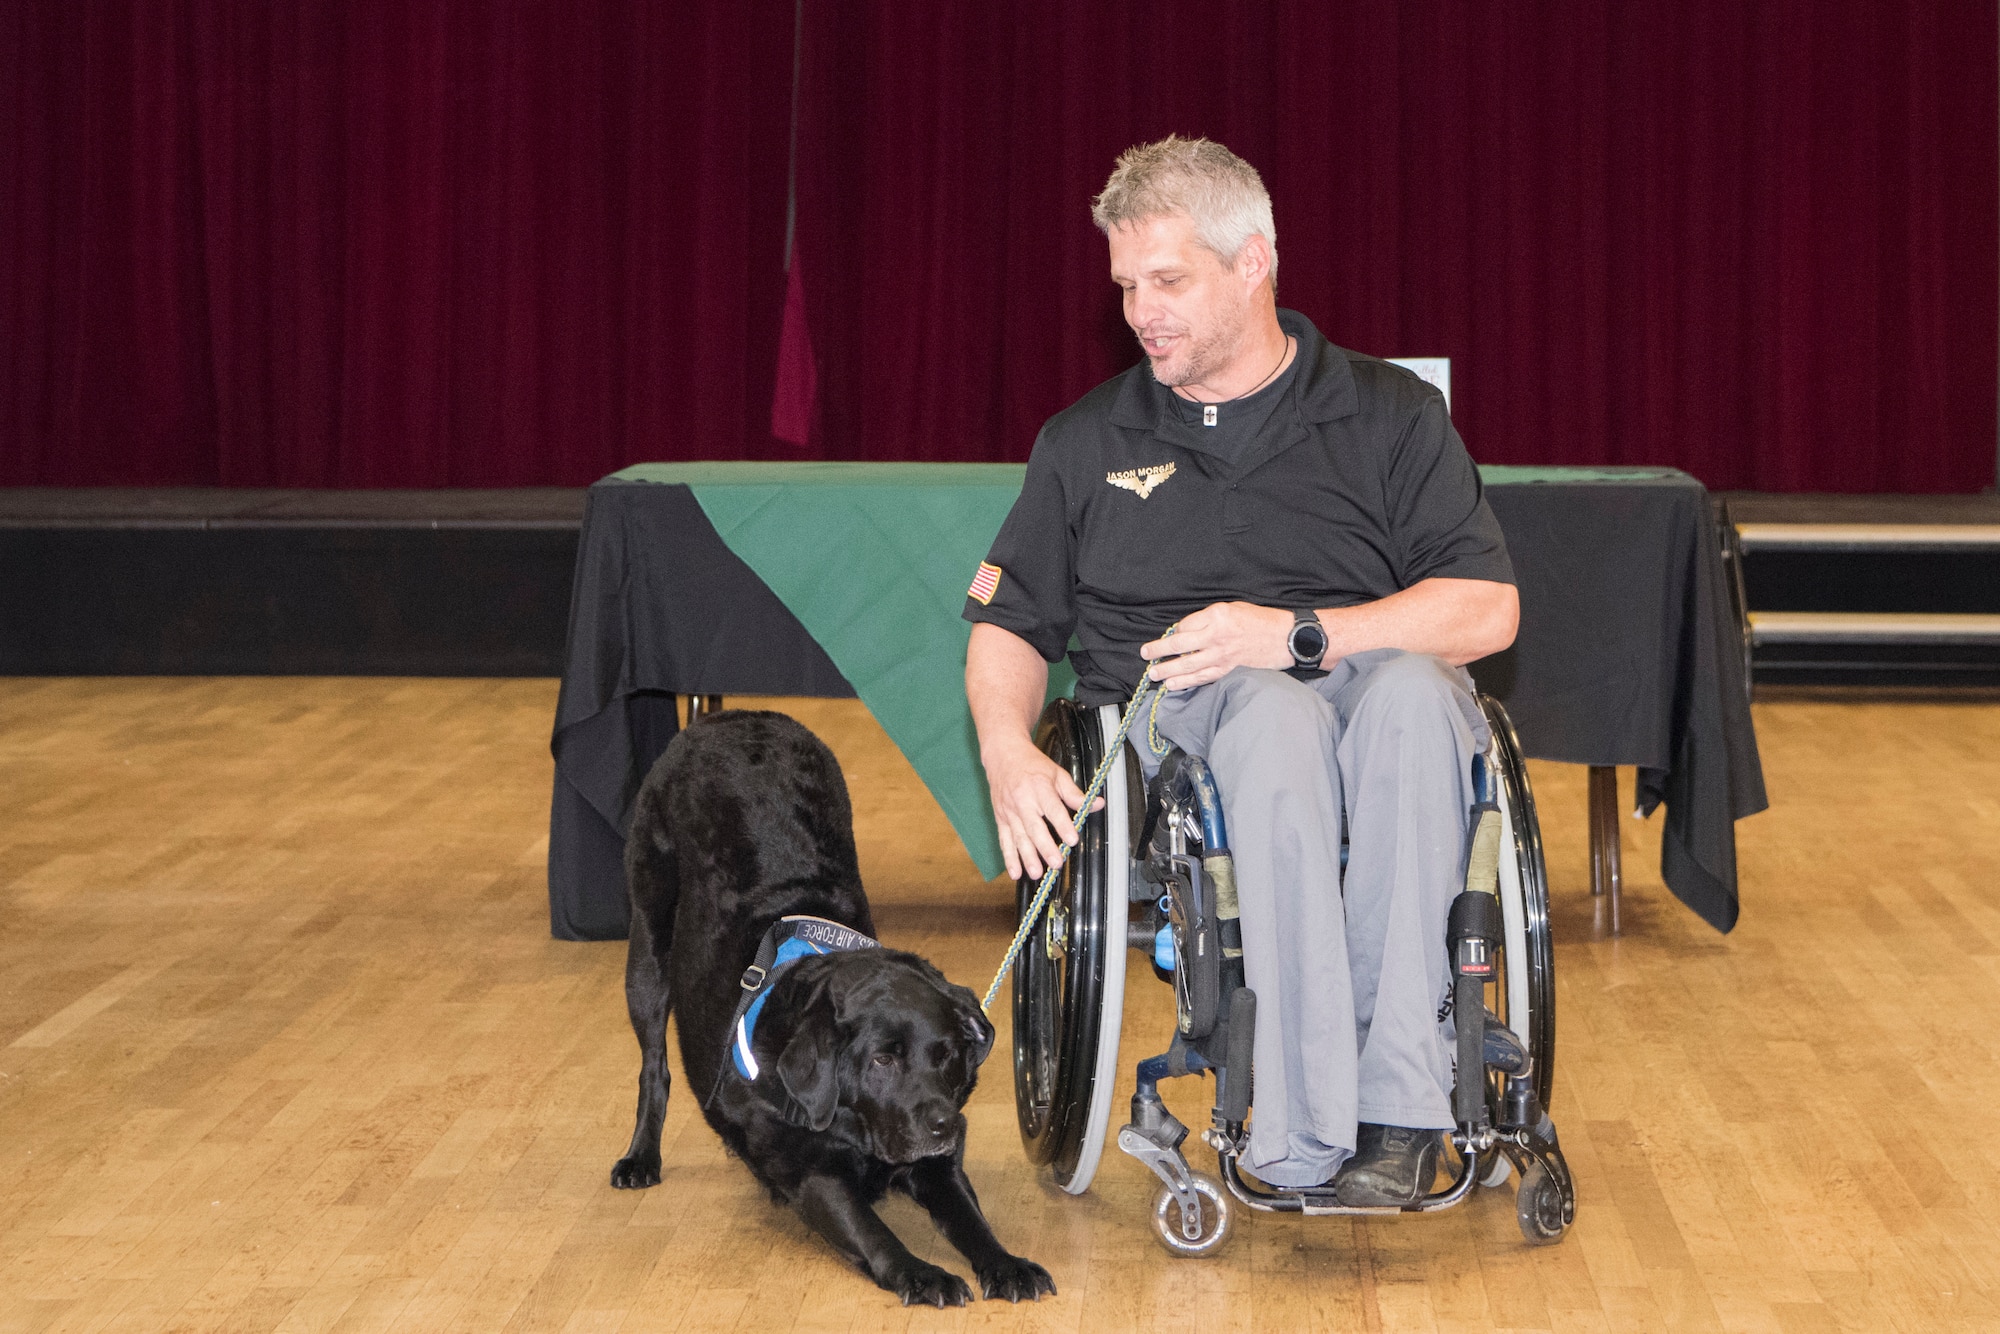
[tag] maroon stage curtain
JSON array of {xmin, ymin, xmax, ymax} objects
[
  {"xmin": 3, "ymin": 2, "xmax": 1994, "ymax": 491},
  {"xmin": 2, "ymin": 0, "xmax": 797, "ymax": 486}
]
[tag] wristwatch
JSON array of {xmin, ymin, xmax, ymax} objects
[{"xmin": 1287, "ymin": 607, "xmax": 1328, "ymax": 671}]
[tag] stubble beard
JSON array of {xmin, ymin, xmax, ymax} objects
[{"xmin": 1142, "ymin": 306, "xmax": 1248, "ymax": 392}]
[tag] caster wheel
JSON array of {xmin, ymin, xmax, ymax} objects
[
  {"xmin": 1515, "ymin": 1162, "xmax": 1569, "ymax": 1245},
  {"xmin": 1149, "ymin": 1171, "xmax": 1233, "ymax": 1258},
  {"xmin": 1478, "ymin": 1150, "xmax": 1513, "ymax": 1189}
]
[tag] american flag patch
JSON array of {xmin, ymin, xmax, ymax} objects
[{"xmin": 968, "ymin": 561, "xmax": 1002, "ymax": 605}]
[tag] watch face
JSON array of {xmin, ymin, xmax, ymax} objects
[{"xmin": 1291, "ymin": 620, "xmax": 1328, "ymax": 662}]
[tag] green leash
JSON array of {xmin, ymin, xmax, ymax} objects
[{"xmin": 980, "ymin": 626, "xmax": 1178, "ymax": 1014}]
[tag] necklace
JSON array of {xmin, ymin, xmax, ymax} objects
[{"xmin": 1175, "ymin": 336, "xmax": 1294, "ymax": 426}]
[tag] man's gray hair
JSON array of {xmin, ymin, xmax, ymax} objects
[{"xmin": 1091, "ymin": 135, "xmax": 1278, "ymax": 280}]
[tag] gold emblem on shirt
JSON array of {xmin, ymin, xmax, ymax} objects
[{"xmin": 1106, "ymin": 462, "xmax": 1176, "ymax": 499}]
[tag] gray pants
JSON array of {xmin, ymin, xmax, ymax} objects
[{"xmin": 1141, "ymin": 649, "xmax": 1489, "ymax": 1188}]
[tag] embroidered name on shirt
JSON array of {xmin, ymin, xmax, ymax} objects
[
  {"xmin": 968, "ymin": 561, "xmax": 1002, "ymax": 604},
  {"xmin": 1106, "ymin": 462, "xmax": 1177, "ymax": 499}
]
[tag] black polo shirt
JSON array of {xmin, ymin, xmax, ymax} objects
[{"xmin": 965, "ymin": 308, "xmax": 1514, "ymax": 706}]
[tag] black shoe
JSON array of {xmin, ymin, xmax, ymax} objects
[
  {"xmin": 1333, "ymin": 1123, "xmax": 1441, "ymax": 1207},
  {"xmin": 1482, "ymin": 1009, "xmax": 1529, "ymax": 1074}
]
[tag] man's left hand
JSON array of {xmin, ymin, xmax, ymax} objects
[{"xmin": 1139, "ymin": 601, "xmax": 1299, "ymax": 690}]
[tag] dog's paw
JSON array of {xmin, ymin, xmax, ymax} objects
[
  {"xmin": 977, "ymin": 1254, "xmax": 1057, "ymax": 1302},
  {"xmin": 889, "ymin": 1261, "xmax": 972, "ymax": 1308},
  {"xmin": 609, "ymin": 1153, "xmax": 661, "ymax": 1189}
]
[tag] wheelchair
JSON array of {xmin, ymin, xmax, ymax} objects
[{"xmin": 1011, "ymin": 690, "xmax": 1575, "ymax": 1255}]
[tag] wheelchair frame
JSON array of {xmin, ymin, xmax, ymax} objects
[{"xmin": 1012, "ymin": 692, "xmax": 1576, "ymax": 1253}]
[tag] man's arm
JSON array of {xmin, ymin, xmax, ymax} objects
[
  {"xmin": 966, "ymin": 622, "xmax": 1101, "ymax": 881},
  {"xmin": 1139, "ymin": 577, "xmax": 1518, "ymax": 692}
]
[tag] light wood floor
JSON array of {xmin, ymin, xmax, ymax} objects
[{"xmin": 1, "ymin": 679, "xmax": 1997, "ymax": 1333}]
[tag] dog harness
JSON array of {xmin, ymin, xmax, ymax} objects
[{"xmin": 724, "ymin": 915, "xmax": 879, "ymax": 1084}]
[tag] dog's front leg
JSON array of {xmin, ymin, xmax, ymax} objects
[
  {"xmin": 795, "ymin": 1174, "xmax": 972, "ymax": 1307},
  {"xmin": 903, "ymin": 1156, "xmax": 1055, "ymax": 1302}
]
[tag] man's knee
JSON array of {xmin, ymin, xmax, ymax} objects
[
  {"xmin": 1217, "ymin": 667, "xmax": 1334, "ymax": 738},
  {"xmin": 1190, "ymin": 669, "xmax": 1336, "ymax": 783},
  {"xmin": 1342, "ymin": 651, "xmax": 1472, "ymax": 726}
]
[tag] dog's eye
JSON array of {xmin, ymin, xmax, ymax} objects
[{"xmin": 870, "ymin": 1052, "xmax": 896, "ymax": 1068}]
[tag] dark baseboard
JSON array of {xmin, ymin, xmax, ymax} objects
[{"xmin": 1, "ymin": 490, "xmax": 583, "ymax": 676}]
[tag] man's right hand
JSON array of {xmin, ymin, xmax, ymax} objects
[{"xmin": 981, "ymin": 738, "xmax": 1102, "ymax": 882}]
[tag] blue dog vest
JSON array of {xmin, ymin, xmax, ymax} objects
[{"xmin": 724, "ymin": 915, "xmax": 879, "ymax": 1085}]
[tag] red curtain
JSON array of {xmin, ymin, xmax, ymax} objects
[
  {"xmin": 3, "ymin": 0, "xmax": 796, "ymax": 486},
  {"xmin": 4, "ymin": 1, "xmax": 1994, "ymax": 491}
]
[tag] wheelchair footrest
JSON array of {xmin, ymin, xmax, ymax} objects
[{"xmin": 1211, "ymin": 1141, "xmax": 1484, "ymax": 1217}]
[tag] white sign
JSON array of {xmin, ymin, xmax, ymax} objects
[{"xmin": 1386, "ymin": 357, "xmax": 1451, "ymax": 412}]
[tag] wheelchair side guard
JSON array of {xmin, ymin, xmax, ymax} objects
[
  {"xmin": 1136, "ymin": 751, "xmax": 1241, "ymax": 1044},
  {"xmin": 1143, "ymin": 850, "xmax": 1222, "ymax": 1038}
]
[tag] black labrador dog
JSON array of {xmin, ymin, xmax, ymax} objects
[{"xmin": 609, "ymin": 710, "xmax": 1054, "ymax": 1307}]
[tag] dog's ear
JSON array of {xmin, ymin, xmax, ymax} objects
[
  {"xmin": 953, "ymin": 986, "xmax": 995, "ymax": 1066},
  {"xmin": 919, "ymin": 968, "xmax": 994, "ymax": 1068},
  {"xmin": 768, "ymin": 970, "xmax": 845, "ymax": 1131},
  {"xmin": 910, "ymin": 958, "xmax": 995, "ymax": 1067},
  {"xmin": 775, "ymin": 1015, "xmax": 841, "ymax": 1131}
]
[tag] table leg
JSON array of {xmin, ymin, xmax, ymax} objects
[
  {"xmin": 1588, "ymin": 765, "xmax": 1623, "ymax": 935},
  {"xmin": 683, "ymin": 694, "xmax": 725, "ymax": 724}
]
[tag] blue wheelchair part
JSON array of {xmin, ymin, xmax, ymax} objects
[
  {"xmin": 1181, "ymin": 755, "xmax": 1228, "ymax": 852},
  {"xmin": 1137, "ymin": 750, "xmax": 1239, "ymax": 1042}
]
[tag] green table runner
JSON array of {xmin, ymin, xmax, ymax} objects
[{"xmin": 613, "ymin": 462, "xmax": 1072, "ymax": 879}]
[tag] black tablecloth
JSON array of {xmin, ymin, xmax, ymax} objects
[
  {"xmin": 549, "ymin": 469, "xmax": 1764, "ymax": 940},
  {"xmin": 1472, "ymin": 479, "xmax": 1767, "ymax": 930}
]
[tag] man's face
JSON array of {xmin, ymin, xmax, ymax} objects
[{"xmin": 1108, "ymin": 213, "xmax": 1257, "ymax": 390}]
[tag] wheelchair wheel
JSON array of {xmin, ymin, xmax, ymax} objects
[
  {"xmin": 1011, "ymin": 699, "xmax": 1130, "ymax": 1194},
  {"xmin": 1149, "ymin": 1171, "xmax": 1232, "ymax": 1258},
  {"xmin": 1478, "ymin": 694, "xmax": 1556, "ymax": 1113},
  {"xmin": 1515, "ymin": 1161, "xmax": 1569, "ymax": 1245}
]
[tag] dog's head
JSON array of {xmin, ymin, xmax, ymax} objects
[{"xmin": 761, "ymin": 949, "xmax": 995, "ymax": 1163}]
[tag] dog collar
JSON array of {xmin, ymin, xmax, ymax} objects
[{"xmin": 726, "ymin": 915, "xmax": 879, "ymax": 1083}]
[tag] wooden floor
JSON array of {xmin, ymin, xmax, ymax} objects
[{"xmin": 2, "ymin": 680, "xmax": 1998, "ymax": 1333}]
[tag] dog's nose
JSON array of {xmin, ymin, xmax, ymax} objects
[{"xmin": 926, "ymin": 1108, "xmax": 956, "ymax": 1139}]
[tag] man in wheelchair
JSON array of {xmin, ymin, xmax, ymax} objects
[{"xmin": 964, "ymin": 137, "xmax": 1520, "ymax": 1207}]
